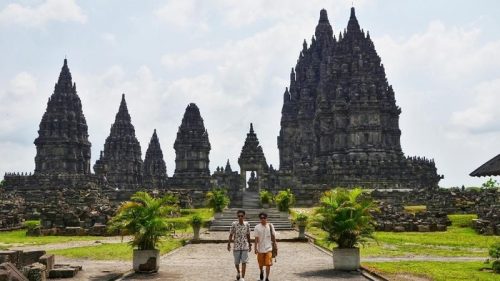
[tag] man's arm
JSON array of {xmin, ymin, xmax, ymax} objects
[
  {"xmin": 254, "ymin": 236, "xmax": 259, "ymax": 254},
  {"xmin": 246, "ymin": 224, "xmax": 252, "ymax": 252},
  {"xmin": 227, "ymin": 225, "xmax": 234, "ymax": 251}
]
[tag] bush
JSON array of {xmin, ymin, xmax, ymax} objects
[
  {"xmin": 275, "ymin": 189, "xmax": 295, "ymax": 212},
  {"xmin": 490, "ymin": 242, "xmax": 500, "ymax": 273},
  {"xmin": 294, "ymin": 212, "xmax": 308, "ymax": 227},
  {"xmin": 482, "ymin": 178, "xmax": 499, "ymax": 189},
  {"xmin": 449, "ymin": 214, "xmax": 476, "ymax": 228},
  {"xmin": 189, "ymin": 214, "xmax": 203, "ymax": 227},
  {"xmin": 206, "ymin": 188, "xmax": 230, "ymax": 212},
  {"xmin": 23, "ymin": 220, "xmax": 40, "ymax": 231},
  {"xmin": 313, "ymin": 188, "xmax": 375, "ymax": 249},
  {"xmin": 259, "ymin": 190, "xmax": 273, "ymax": 205}
]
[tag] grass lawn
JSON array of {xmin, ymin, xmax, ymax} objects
[
  {"xmin": 50, "ymin": 239, "xmax": 185, "ymax": 260},
  {"xmin": 291, "ymin": 209, "xmax": 500, "ymax": 258},
  {"xmin": 0, "ymin": 230, "xmax": 103, "ymax": 246},
  {"xmin": 47, "ymin": 208, "xmax": 212, "ymax": 260},
  {"xmin": 363, "ymin": 261, "xmax": 498, "ymax": 281}
]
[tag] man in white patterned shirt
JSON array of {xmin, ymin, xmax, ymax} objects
[{"xmin": 228, "ymin": 210, "xmax": 251, "ymax": 281}]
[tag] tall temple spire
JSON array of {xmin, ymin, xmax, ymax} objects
[
  {"xmin": 346, "ymin": 7, "xmax": 361, "ymax": 34},
  {"xmin": 34, "ymin": 58, "xmax": 91, "ymax": 174},
  {"xmin": 173, "ymin": 103, "xmax": 211, "ymax": 187},
  {"xmin": 143, "ymin": 129, "xmax": 168, "ymax": 188},
  {"xmin": 94, "ymin": 94, "xmax": 143, "ymax": 190},
  {"xmin": 315, "ymin": 9, "xmax": 333, "ymax": 43}
]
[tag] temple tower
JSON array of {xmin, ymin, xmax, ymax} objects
[
  {"xmin": 277, "ymin": 8, "xmax": 441, "ymax": 189},
  {"xmin": 238, "ymin": 123, "xmax": 268, "ymax": 192},
  {"xmin": 94, "ymin": 94, "xmax": 143, "ymax": 189},
  {"xmin": 172, "ymin": 103, "xmax": 211, "ymax": 188},
  {"xmin": 34, "ymin": 59, "xmax": 91, "ymax": 174},
  {"xmin": 143, "ymin": 129, "xmax": 168, "ymax": 188}
]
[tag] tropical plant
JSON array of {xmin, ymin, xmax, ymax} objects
[
  {"xmin": 108, "ymin": 192, "xmax": 178, "ymax": 250},
  {"xmin": 294, "ymin": 212, "xmax": 308, "ymax": 227},
  {"xmin": 259, "ymin": 190, "xmax": 273, "ymax": 205},
  {"xmin": 275, "ymin": 189, "xmax": 295, "ymax": 212},
  {"xmin": 205, "ymin": 188, "xmax": 230, "ymax": 212},
  {"xmin": 313, "ymin": 188, "xmax": 375, "ymax": 248},
  {"xmin": 189, "ymin": 214, "xmax": 203, "ymax": 227},
  {"xmin": 489, "ymin": 242, "xmax": 500, "ymax": 273}
]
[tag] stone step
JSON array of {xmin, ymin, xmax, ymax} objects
[{"xmin": 210, "ymin": 207, "xmax": 293, "ymax": 231}]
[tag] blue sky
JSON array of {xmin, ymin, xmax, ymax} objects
[{"xmin": 1, "ymin": 0, "xmax": 500, "ymax": 187}]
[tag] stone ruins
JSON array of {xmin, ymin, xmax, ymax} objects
[{"xmin": 0, "ymin": 8, "xmax": 497, "ymax": 235}]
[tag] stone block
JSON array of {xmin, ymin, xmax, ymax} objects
[
  {"xmin": 22, "ymin": 263, "xmax": 46, "ymax": 281},
  {"xmin": 417, "ymin": 225, "xmax": 430, "ymax": 232},
  {"xmin": 393, "ymin": 226, "xmax": 405, "ymax": 232},
  {"xmin": 436, "ymin": 224, "xmax": 447, "ymax": 231},
  {"xmin": 0, "ymin": 251, "xmax": 21, "ymax": 268},
  {"xmin": 38, "ymin": 255, "xmax": 54, "ymax": 271},
  {"xmin": 48, "ymin": 265, "xmax": 80, "ymax": 279},
  {"xmin": 21, "ymin": 251, "xmax": 46, "ymax": 268},
  {"xmin": 0, "ymin": 262, "xmax": 28, "ymax": 281}
]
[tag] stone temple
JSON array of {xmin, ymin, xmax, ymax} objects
[
  {"xmin": 277, "ymin": 8, "xmax": 442, "ymax": 190},
  {"xmin": 34, "ymin": 59, "xmax": 91, "ymax": 175},
  {"xmin": 0, "ymin": 8, "xmax": 450, "ymax": 231}
]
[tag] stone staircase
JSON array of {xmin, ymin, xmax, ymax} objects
[
  {"xmin": 209, "ymin": 207, "xmax": 293, "ymax": 231},
  {"xmin": 241, "ymin": 191, "xmax": 261, "ymax": 209}
]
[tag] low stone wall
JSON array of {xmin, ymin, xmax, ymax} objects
[{"xmin": 0, "ymin": 188, "xmax": 25, "ymax": 230}]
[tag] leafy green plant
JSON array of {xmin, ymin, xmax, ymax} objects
[
  {"xmin": 294, "ymin": 212, "xmax": 308, "ymax": 227},
  {"xmin": 489, "ymin": 242, "xmax": 500, "ymax": 273},
  {"xmin": 23, "ymin": 220, "xmax": 40, "ymax": 231},
  {"xmin": 108, "ymin": 192, "xmax": 178, "ymax": 250},
  {"xmin": 313, "ymin": 188, "xmax": 375, "ymax": 248},
  {"xmin": 259, "ymin": 190, "xmax": 273, "ymax": 205},
  {"xmin": 275, "ymin": 189, "xmax": 295, "ymax": 212},
  {"xmin": 482, "ymin": 178, "xmax": 499, "ymax": 189},
  {"xmin": 189, "ymin": 214, "xmax": 203, "ymax": 227},
  {"xmin": 205, "ymin": 188, "xmax": 230, "ymax": 212}
]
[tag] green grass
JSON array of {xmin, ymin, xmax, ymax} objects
[
  {"xmin": 297, "ymin": 209, "xmax": 500, "ymax": 258},
  {"xmin": 0, "ymin": 230, "xmax": 102, "ymax": 246},
  {"xmin": 50, "ymin": 239, "xmax": 184, "ymax": 260},
  {"xmin": 167, "ymin": 208, "xmax": 214, "ymax": 230},
  {"xmin": 363, "ymin": 261, "xmax": 498, "ymax": 281},
  {"xmin": 403, "ymin": 205, "xmax": 427, "ymax": 214}
]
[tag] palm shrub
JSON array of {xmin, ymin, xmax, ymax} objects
[
  {"xmin": 275, "ymin": 189, "xmax": 295, "ymax": 212},
  {"xmin": 206, "ymin": 188, "xmax": 230, "ymax": 212},
  {"xmin": 313, "ymin": 188, "xmax": 375, "ymax": 248},
  {"xmin": 108, "ymin": 191, "xmax": 178, "ymax": 250},
  {"xmin": 294, "ymin": 212, "xmax": 309, "ymax": 227},
  {"xmin": 259, "ymin": 190, "xmax": 273, "ymax": 205}
]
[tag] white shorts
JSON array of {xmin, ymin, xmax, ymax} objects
[{"xmin": 233, "ymin": 250, "xmax": 249, "ymax": 264}]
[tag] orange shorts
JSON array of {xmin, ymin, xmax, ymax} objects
[{"xmin": 257, "ymin": 252, "xmax": 273, "ymax": 267}]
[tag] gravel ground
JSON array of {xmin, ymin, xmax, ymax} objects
[{"xmin": 123, "ymin": 242, "xmax": 368, "ymax": 281}]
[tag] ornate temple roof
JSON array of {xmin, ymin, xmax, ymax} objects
[
  {"xmin": 470, "ymin": 154, "xmax": 500, "ymax": 177},
  {"xmin": 238, "ymin": 123, "xmax": 268, "ymax": 168}
]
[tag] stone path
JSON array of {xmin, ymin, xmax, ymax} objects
[{"xmin": 122, "ymin": 242, "xmax": 369, "ymax": 281}]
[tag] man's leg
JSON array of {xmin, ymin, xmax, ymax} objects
[
  {"xmin": 265, "ymin": 265, "xmax": 270, "ymax": 280},
  {"xmin": 241, "ymin": 263, "xmax": 246, "ymax": 278},
  {"xmin": 233, "ymin": 251, "xmax": 241, "ymax": 279}
]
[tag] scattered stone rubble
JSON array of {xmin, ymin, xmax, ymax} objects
[
  {"xmin": 372, "ymin": 202, "xmax": 450, "ymax": 232},
  {"xmin": 0, "ymin": 250, "xmax": 80, "ymax": 280}
]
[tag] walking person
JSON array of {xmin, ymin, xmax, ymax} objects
[
  {"xmin": 228, "ymin": 210, "xmax": 251, "ymax": 281},
  {"xmin": 254, "ymin": 212, "xmax": 277, "ymax": 281}
]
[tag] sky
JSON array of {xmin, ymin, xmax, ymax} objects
[{"xmin": 0, "ymin": 0, "xmax": 499, "ymax": 188}]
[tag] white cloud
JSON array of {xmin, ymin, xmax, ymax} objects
[
  {"xmin": 0, "ymin": 0, "xmax": 87, "ymax": 27},
  {"xmin": 101, "ymin": 33, "xmax": 117, "ymax": 45},
  {"xmin": 154, "ymin": 0, "xmax": 209, "ymax": 31}
]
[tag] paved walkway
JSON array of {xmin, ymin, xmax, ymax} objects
[{"xmin": 123, "ymin": 242, "xmax": 369, "ymax": 281}]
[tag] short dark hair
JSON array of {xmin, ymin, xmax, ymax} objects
[
  {"xmin": 259, "ymin": 212, "xmax": 268, "ymax": 219},
  {"xmin": 237, "ymin": 210, "xmax": 246, "ymax": 215}
]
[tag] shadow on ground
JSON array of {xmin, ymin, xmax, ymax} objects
[{"xmin": 295, "ymin": 268, "xmax": 364, "ymax": 279}]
